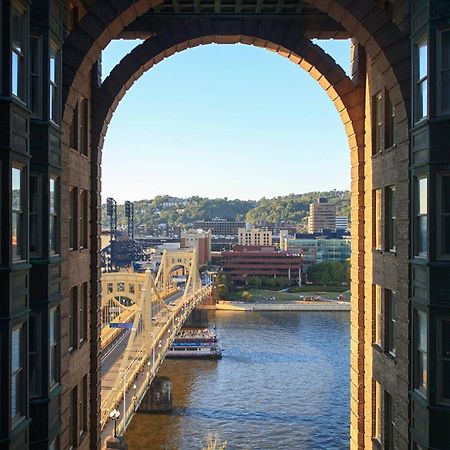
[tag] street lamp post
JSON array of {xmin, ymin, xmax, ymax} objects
[{"xmin": 109, "ymin": 409, "xmax": 120, "ymax": 437}]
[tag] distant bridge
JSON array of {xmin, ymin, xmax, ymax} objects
[{"xmin": 100, "ymin": 249, "xmax": 212, "ymax": 446}]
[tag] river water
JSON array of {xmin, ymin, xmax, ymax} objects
[{"xmin": 125, "ymin": 311, "xmax": 350, "ymax": 449}]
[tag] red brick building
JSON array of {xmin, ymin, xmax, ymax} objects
[{"xmin": 221, "ymin": 246, "xmax": 302, "ymax": 283}]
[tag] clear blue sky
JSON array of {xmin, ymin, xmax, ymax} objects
[{"xmin": 101, "ymin": 39, "xmax": 351, "ymax": 203}]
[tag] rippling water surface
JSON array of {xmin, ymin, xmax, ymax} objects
[{"xmin": 125, "ymin": 311, "xmax": 350, "ymax": 449}]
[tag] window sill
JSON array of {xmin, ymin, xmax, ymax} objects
[
  {"xmin": 411, "ymin": 388, "xmax": 428, "ymax": 405},
  {"xmin": 411, "ymin": 256, "xmax": 428, "ymax": 265},
  {"xmin": 11, "ymin": 262, "xmax": 32, "ymax": 271},
  {"xmin": 372, "ymin": 437, "xmax": 382, "ymax": 449},
  {"xmin": 11, "ymin": 95, "xmax": 30, "ymax": 112},
  {"xmin": 11, "ymin": 416, "xmax": 30, "ymax": 438},
  {"xmin": 49, "ymin": 120, "xmax": 61, "ymax": 131},
  {"xmin": 372, "ymin": 343, "xmax": 382, "ymax": 353},
  {"xmin": 386, "ymin": 351, "xmax": 396, "ymax": 361},
  {"xmin": 49, "ymin": 383, "xmax": 62, "ymax": 399}
]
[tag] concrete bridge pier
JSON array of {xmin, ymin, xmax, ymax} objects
[
  {"xmin": 183, "ymin": 308, "xmax": 209, "ymax": 328},
  {"xmin": 139, "ymin": 376, "xmax": 173, "ymax": 413},
  {"xmin": 105, "ymin": 435, "xmax": 128, "ymax": 450}
]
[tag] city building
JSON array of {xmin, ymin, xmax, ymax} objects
[
  {"xmin": 180, "ymin": 229, "xmax": 212, "ymax": 265},
  {"xmin": 221, "ymin": 246, "xmax": 302, "ymax": 283},
  {"xmin": 285, "ymin": 237, "xmax": 351, "ymax": 274},
  {"xmin": 238, "ymin": 227, "xmax": 273, "ymax": 246},
  {"xmin": 0, "ymin": 2, "xmax": 449, "ymax": 449},
  {"xmin": 193, "ymin": 219, "xmax": 246, "ymax": 236},
  {"xmin": 335, "ymin": 216, "xmax": 349, "ymax": 231},
  {"xmin": 307, "ymin": 197, "xmax": 336, "ymax": 233},
  {"xmin": 136, "ymin": 223, "xmax": 181, "ymax": 238}
]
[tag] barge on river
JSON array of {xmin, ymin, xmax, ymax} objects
[{"xmin": 167, "ymin": 328, "xmax": 222, "ymax": 359}]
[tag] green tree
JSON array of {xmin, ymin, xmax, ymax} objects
[
  {"xmin": 308, "ymin": 261, "xmax": 350, "ymax": 285},
  {"xmin": 214, "ymin": 272, "xmax": 231, "ymax": 300}
]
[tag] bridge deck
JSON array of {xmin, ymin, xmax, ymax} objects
[{"xmin": 100, "ymin": 286, "xmax": 211, "ymax": 447}]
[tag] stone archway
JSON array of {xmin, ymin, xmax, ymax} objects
[{"xmin": 61, "ymin": 2, "xmax": 412, "ymax": 449}]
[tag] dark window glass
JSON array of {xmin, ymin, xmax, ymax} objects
[
  {"xmin": 440, "ymin": 30, "xmax": 450, "ymax": 113},
  {"xmin": 30, "ymin": 174, "xmax": 41, "ymax": 257},
  {"xmin": 70, "ymin": 102, "xmax": 79, "ymax": 149},
  {"xmin": 440, "ymin": 175, "xmax": 450, "ymax": 257},
  {"xmin": 416, "ymin": 177, "xmax": 428, "ymax": 257},
  {"xmin": 373, "ymin": 189, "xmax": 382, "ymax": 250},
  {"xmin": 81, "ymin": 375, "xmax": 88, "ymax": 433},
  {"xmin": 69, "ymin": 187, "xmax": 78, "ymax": 250},
  {"xmin": 416, "ymin": 40, "xmax": 428, "ymax": 121},
  {"xmin": 415, "ymin": 310, "xmax": 428, "ymax": 396},
  {"xmin": 49, "ymin": 45, "xmax": 59, "ymax": 123},
  {"xmin": 70, "ymin": 286, "xmax": 78, "ymax": 350},
  {"xmin": 372, "ymin": 92, "xmax": 383, "ymax": 155},
  {"xmin": 30, "ymin": 36, "xmax": 41, "ymax": 116},
  {"xmin": 385, "ymin": 92, "xmax": 395, "ymax": 148},
  {"xmin": 80, "ymin": 282, "xmax": 88, "ymax": 341},
  {"xmin": 386, "ymin": 290, "xmax": 396, "ymax": 355},
  {"xmin": 49, "ymin": 307, "xmax": 59, "ymax": 387},
  {"xmin": 49, "ymin": 177, "xmax": 59, "ymax": 254},
  {"xmin": 385, "ymin": 392, "xmax": 395, "ymax": 449},
  {"xmin": 386, "ymin": 186, "xmax": 397, "ymax": 251},
  {"xmin": 12, "ymin": 166, "xmax": 25, "ymax": 261},
  {"xmin": 441, "ymin": 319, "xmax": 450, "ymax": 401},
  {"xmin": 80, "ymin": 98, "xmax": 89, "ymax": 155},
  {"xmin": 29, "ymin": 314, "xmax": 41, "ymax": 397},
  {"xmin": 70, "ymin": 386, "xmax": 78, "ymax": 447},
  {"xmin": 11, "ymin": 4, "xmax": 27, "ymax": 100},
  {"xmin": 79, "ymin": 190, "xmax": 88, "ymax": 248},
  {"xmin": 11, "ymin": 324, "xmax": 25, "ymax": 424}
]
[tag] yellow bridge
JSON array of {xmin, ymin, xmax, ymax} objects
[{"xmin": 100, "ymin": 249, "xmax": 211, "ymax": 446}]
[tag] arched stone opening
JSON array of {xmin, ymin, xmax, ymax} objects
[{"xmin": 61, "ymin": 2, "xmax": 412, "ymax": 449}]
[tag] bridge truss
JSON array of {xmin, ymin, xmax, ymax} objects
[{"xmin": 100, "ymin": 249, "xmax": 211, "ymax": 443}]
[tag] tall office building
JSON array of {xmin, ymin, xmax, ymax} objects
[{"xmin": 307, "ymin": 198, "xmax": 337, "ymax": 233}]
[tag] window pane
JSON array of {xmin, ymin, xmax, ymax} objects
[
  {"xmin": 442, "ymin": 71, "xmax": 450, "ymax": 112},
  {"xmin": 12, "ymin": 168, "xmax": 21, "ymax": 210},
  {"xmin": 443, "ymin": 176, "xmax": 450, "ymax": 213},
  {"xmin": 49, "ymin": 53, "xmax": 56, "ymax": 84},
  {"xmin": 443, "ymin": 321, "xmax": 450, "ymax": 356},
  {"xmin": 420, "ymin": 80, "xmax": 428, "ymax": 117},
  {"xmin": 419, "ymin": 41, "xmax": 428, "ymax": 79},
  {"xmin": 443, "ymin": 361, "xmax": 450, "ymax": 399},
  {"xmin": 442, "ymin": 30, "xmax": 450, "ymax": 69},
  {"xmin": 418, "ymin": 311, "xmax": 427, "ymax": 351},
  {"xmin": 418, "ymin": 216, "xmax": 428, "ymax": 254},
  {"xmin": 419, "ymin": 178, "xmax": 427, "ymax": 214},
  {"xmin": 12, "ymin": 51, "xmax": 19, "ymax": 96},
  {"xmin": 29, "ymin": 315, "xmax": 41, "ymax": 396},
  {"xmin": 12, "ymin": 328, "xmax": 20, "ymax": 372},
  {"xmin": 50, "ymin": 179, "xmax": 56, "ymax": 212}
]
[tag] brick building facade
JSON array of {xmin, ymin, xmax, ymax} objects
[
  {"xmin": 0, "ymin": 1, "xmax": 449, "ymax": 449},
  {"xmin": 221, "ymin": 245, "xmax": 302, "ymax": 283}
]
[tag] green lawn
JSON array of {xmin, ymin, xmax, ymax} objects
[{"xmin": 229, "ymin": 288, "xmax": 350, "ymax": 302}]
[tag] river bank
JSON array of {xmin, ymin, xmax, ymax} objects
[{"xmin": 198, "ymin": 300, "xmax": 350, "ymax": 311}]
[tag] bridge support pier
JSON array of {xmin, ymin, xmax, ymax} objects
[
  {"xmin": 183, "ymin": 308, "xmax": 209, "ymax": 328},
  {"xmin": 139, "ymin": 376, "xmax": 172, "ymax": 413},
  {"xmin": 105, "ymin": 435, "xmax": 128, "ymax": 450}
]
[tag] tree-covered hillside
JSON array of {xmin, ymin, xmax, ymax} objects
[
  {"xmin": 101, "ymin": 191, "xmax": 350, "ymax": 229},
  {"xmin": 245, "ymin": 191, "xmax": 350, "ymax": 226}
]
